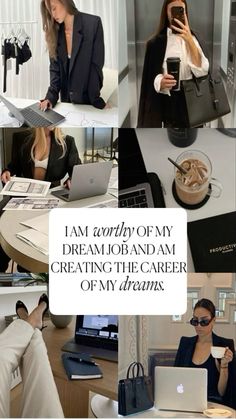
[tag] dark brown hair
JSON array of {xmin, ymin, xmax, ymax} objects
[
  {"xmin": 194, "ymin": 299, "xmax": 216, "ymax": 318},
  {"xmin": 41, "ymin": 0, "xmax": 78, "ymax": 59},
  {"xmin": 156, "ymin": 0, "xmax": 189, "ymax": 36}
]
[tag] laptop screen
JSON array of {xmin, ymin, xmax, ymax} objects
[
  {"xmin": 119, "ymin": 128, "xmax": 149, "ymax": 190},
  {"xmin": 75, "ymin": 315, "xmax": 118, "ymax": 351}
]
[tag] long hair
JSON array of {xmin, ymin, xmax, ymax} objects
[
  {"xmin": 194, "ymin": 299, "xmax": 216, "ymax": 318},
  {"xmin": 31, "ymin": 128, "xmax": 66, "ymax": 161},
  {"xmin": 156, "ymin": 0, "xmax": 189, "ymax": 36},
  {"xmin": 41, "ymin": 0, "xmax": 78, "ymax": 59}
]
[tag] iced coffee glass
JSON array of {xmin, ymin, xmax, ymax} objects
[{"xmin": 174, "ymin": 150, "xmax": 222, "ymax": 206}]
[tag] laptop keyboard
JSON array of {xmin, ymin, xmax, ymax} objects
[
  {"xmin": 21, "ymin": 108, "xmax": 51, "ymax": 127},
  {"xmin": 119, "ymin": 189, "xmax": 148, "ymax": 208}
]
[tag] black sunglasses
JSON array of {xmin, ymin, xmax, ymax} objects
[{"xmin": 190, "ymin": 317, "xmax": 213, "ymax": 327}]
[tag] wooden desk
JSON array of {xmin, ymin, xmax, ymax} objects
[{"xmin": 43, "ymin": 321, "xmax": 118, "ymax": 418}]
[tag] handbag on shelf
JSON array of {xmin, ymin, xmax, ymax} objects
[
  {"xmin": 181, "ymin": 72, "xmax": 230, "ymax": 127},
  {"xmin": 118, "ymin": 362, "xmax": 154, "ymax": 416}
]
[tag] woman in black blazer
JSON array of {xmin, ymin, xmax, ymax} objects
[
  {"xmin": 175, "ymin": 299, "xmax": 235, "ymax": 409},
  {"xmin": 0, "ymin": 127, "xmax": 80, "ymax": 271},
  {"xmin": 138, "ymin": 0, "xmax": 209, "ymax": 128},
  {"xmin": 1, "ymin": 128, "xmax": 80, "ymax": 188},
  {"xmin": 40, "ymin": 0, "xmax": 106, "ymax": 110}
]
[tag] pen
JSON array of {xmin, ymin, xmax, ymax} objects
[{"xmin": 68, "ymin": 356, "xmax": 99, "ymax": 366}]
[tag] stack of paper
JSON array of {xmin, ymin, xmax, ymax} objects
[
  {"xmin": 16, "ymin": 213, "xmax": 49, "ymax": 256},
  {"xmin": 0, "ymin": 177, "xmax": 51, "ymax": 197},
  {"xmin": 4, "ymin": 197, "xmax": 59, "ymax": 210}
]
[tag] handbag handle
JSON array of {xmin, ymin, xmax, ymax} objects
[
  {"xmin": 126, "ymin": 362, "xmax": 145, "ymax": 379},
  {"xmin": 191, "ymin": 72, "xmax": 220, "ymax": 110}
]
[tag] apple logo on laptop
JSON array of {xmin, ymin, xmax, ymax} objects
[
  {"xmin": 89, "ymin": 177, "xmax": 95, "ymax": 184},
  {"xmin": 177, "ymin": 384, "xmax": 184, "ymax": 394}
]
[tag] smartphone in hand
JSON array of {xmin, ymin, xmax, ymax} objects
[{"xmin": 171, "ymin": 6, "xmax": 185, "ymax": 34}]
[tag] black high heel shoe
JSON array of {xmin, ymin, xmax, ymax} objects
[
  {"xmin": 38, "ymin": 293, "xmax": 49, "ymax": 330},
  {"xmin": 16, "ymin": 300, "xmax": 28, "ymax": 319}
]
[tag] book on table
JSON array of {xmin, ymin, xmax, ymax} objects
[
  {"xmin": 62, "ymin": 352, "xmax": 103, "ymax": 380},
  {"xmin": 188, "ymin": 211, "xmax": 236, "ymax": 272}
]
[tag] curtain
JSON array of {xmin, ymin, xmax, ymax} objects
[
  {"xmin": 119, "ymin": 316, "xmax": 149, "ymax": 380},
  {"xmin": 76, "ymin": 0, "xmax": 118, "ymax": 70},
  {"xmin": 0, "ymin": 0, "xmax": 118, "ymax": 99}
]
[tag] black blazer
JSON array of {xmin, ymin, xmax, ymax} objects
[
  {"xmin": 45, "ymin": 11, "xmax": 105, "ymax": 109},
  {"xmin": 137, "ymin": 29, "xmax": 208, "ymax": 128},
  {"xmin": 174, "ymin": 332, "xmax": 236, "ymax": 409},
  {"xmin": 3, "ymin": 133, "xmax": 81, "ymax": 187}
]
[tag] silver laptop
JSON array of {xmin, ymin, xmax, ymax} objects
[
  {"xmin": 51, "ymin": 161, "xmax": 113, "ymax": 202},
  {"xmin": 119, "ymin": 129, "xmax": 154, "ymax": 208},
  {"xmin": 155, "ymin": 366, "xmax": 208, "ymax": 413},
  {"xmin": 0, "ymin": 95, "xmax": 65, "ymax": 127},
  {"xmin": 61, "ymin": 315, "xmax": 118, "ymax": 362}
]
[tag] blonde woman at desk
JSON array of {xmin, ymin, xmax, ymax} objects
[
  {"xmin": 0, "ymin": 127, "xmax": 80, "ymax": 272},
  {"xmin": 1, "ymin": 127, "xmax": 80, "ymax": 189},
  {"xmin": 39, "ymin": 0, "xmax": 106, "ymax": 111},
  {"xmin": 0, "ymin": 294, "xmax": 64, "ymax": 418},
  {"xmin": 175, "ymin": 299, "xmax": 235, "ymax": 409}
]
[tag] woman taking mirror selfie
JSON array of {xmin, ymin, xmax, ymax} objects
[
  {"xmin": 175, "ymin": 299, "xmax": 236, "ymax": 409},
  {"xmin": 40, "ymin": 0, "xmax": 106, "ymax": 111},
  {"xmin": 0, "ymin": 127, "xmax": 80, "ymax": 272},
  {"xmin": 138, "ymin": 0, "xmax": 209, "ymax": 128}
]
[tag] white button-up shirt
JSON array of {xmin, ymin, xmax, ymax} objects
[{"xmin": 154, "ymin": 28, "xmax": 209, "ymax": 95}]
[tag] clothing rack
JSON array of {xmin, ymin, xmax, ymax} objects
[{"xmin": 0, "ymin": 21, "xmax": 38, "ymax": 25}]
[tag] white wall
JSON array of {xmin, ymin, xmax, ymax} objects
[{"xmin": 62, "ymin": 127, "xmax": 86, "ymax": 161}]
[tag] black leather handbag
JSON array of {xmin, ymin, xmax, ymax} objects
[
  {"xmin": 181, "ymin": 73, "xmax": 230, "ymax": 127},
  {"xmin": 118, "ymin": 362, "xmax": 154, "ymax": 416}
]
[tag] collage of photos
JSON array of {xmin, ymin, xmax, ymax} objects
[{"xmin": 0, "ymin": 0, "xmax": 235, "ymax": 418}]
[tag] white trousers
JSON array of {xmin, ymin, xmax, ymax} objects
[{"xmin": 0, "ymin": 319, "xmax": 64, "ymax": 418}]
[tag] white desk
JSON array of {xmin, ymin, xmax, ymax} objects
[
  {"xmin": 0, "ymin": 97, "xmax": 118, "ymax": 128},
  {"xmin": 91, "ymin": 395, "xmax": 236, "ymax": 418},
  {"xmin": 135, "ymin": 128, "xmax": 236, "ymax": 271},
  {"xmin": 0, "ymin": 193, "xmax": 116, "ymax": 272}
]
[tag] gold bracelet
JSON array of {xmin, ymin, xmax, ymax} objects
[{"xmin": 220, "ymin": 366, "xmax": 228, "ymax": 369}]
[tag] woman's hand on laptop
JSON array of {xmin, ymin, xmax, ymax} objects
[
  {"xmin": 64, "ymin": 178, "xmax": 71, "ymax": 190},
  {"xmin": 1, "ymin": 170, "xmax": 11, "ymax": 184},
  {"xmin": 39, "ymin": 99, "xmax": 52, "ymax": 112}
]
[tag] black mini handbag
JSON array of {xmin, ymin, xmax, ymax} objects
[
  {"xmin": 118, "ymin": 362, "xmax": 154, "ymax": 416},
  {"xmin": 181, "ymin": 72, "xmax": 230, "ymax": 127}
]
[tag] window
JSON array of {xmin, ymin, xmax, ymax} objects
[
  {"xmin": 172, "ymin": 290, "xmax": 199, "ymax": 322},
  {"xmin": 187, "ymin": 291, "xmax": 199, "ymax": 310},
  {"xmin": 217, "ymin": 290, "xmax": 236, "ymax": 318}
]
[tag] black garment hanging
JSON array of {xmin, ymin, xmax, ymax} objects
[
  {"xmin": 1, "ymin": 38, "xmax": 14, "ymax": 92},
  {"xmin": 1, "ymin": 31, "xmax": 32, "ymax": 92},
  {"xmin": 16, "ymin": 40, "xmax": 32, "ymax": 74}
]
